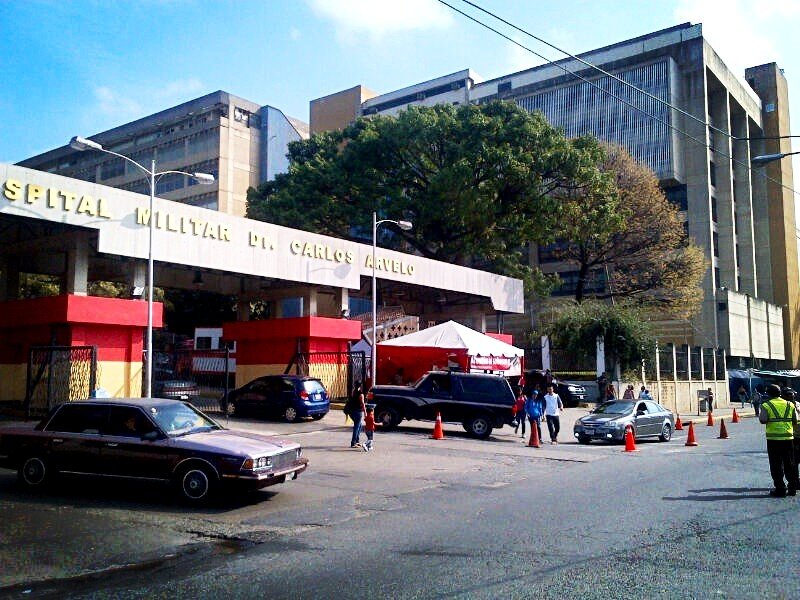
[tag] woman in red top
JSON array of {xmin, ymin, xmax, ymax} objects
[{"xmin": 513, "ymin": 388, "xmax": 527, "ymax": 438}]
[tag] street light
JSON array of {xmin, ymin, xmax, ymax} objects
[
  {"xmin": 371, "ymin": 211, "xmax": 412, "ymax": 389},
  {"xmin": 751, "ymin": 150, "xmax": 800, "ymax": 166},
  {"xmin": 68, "ymin": 136, "xmax": 215, "ymax": 398}
]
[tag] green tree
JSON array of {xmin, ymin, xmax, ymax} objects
[
  {"xmin": 247, "ymin": 101, "xmax": 617, "ymax": 294},
  {"xmin": 546, "ymin": 300, "xmax": 656, "ymax": 375}
]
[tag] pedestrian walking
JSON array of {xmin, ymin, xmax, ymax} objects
[
  {"xmin": 524, "ymin": 386, "xmax": 544, "ymax": 443},
  {"xmin": 543, "ymin": 385, "xmax": 564, "ymax": 444},
  {"xmin": 344, "ymin": 382, "xmax": 366, "ymax": 448},
  {"xmin": 513, "ymin": 388, "xmax": 526, "ymax": 437},
  {"xmin": 361, "ymin": 405, "xmax": 376, "ymax": 451},
  {"xmin": 758, "ymin": 384, "xmax": 797, "ymax": 497},
  {"xmin": 753, "ymin": 384, "xmax": 765, "ymax": 417},
  {"xmin": 736, "ymin": 385, "xmax": 749, "ymax": 409},
  {"xmin": 706, "ymin": 388, "xmax": 714, "ymax": 414},
  {"xmin": 605, "ymin": 384, "xmax": 616, "ymax": 401},
  {"xmin": 622, "ymin": 385, "xmax": 635, "ymax": 399}
]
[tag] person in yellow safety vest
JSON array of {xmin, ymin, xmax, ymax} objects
[
  {"xmin": 759, "ymin": 384, "xmax": 798, "ymax": 497},
  {"xmin": 781, "ymin": 387, "xmax": 800, "ymax": 494}
]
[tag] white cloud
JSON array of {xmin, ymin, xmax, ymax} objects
[
  {"xmin": 92, "ymin": 79, "xmax": 205, "ymax": 121},
  {"xmin": 93, "ymin": 86, "xmax": 142, "ymax": 118},
  {"xmin": 674, "ymin": 0, "xmax": 798, "ymax": 76},
  {"xmin": 307, "ymin": 0, "xmax": 452, "ymax": 41}
]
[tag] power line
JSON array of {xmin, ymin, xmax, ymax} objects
[{"xmin": 437, "ymin": 0, "xmax": 799, "ymax": 200}]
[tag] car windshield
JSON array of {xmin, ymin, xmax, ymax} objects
[
  {"xmin": 149, "ymin": 403, "xmax": 221, "ymax": 436},
  {"xmin": 592, "ymin": 401, "xmax": 634, "ymax": 415}
]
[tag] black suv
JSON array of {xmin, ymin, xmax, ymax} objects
[{"xmin": 367, "ymin": 371, "xmax": 516, "ymax": 439}]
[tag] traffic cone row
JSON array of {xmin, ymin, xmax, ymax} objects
[
  {"xmin": 432, "ymin": 412, "xmax": 444, "ymax": 440},
  {"xmin": 681, "ymin": 415, "xmax": 734, "ymax": 447}
]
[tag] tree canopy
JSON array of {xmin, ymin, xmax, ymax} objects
[
  {"xmin": 550, "ymin": 145, "xmax": 706, "ymax": 316},
  {"xmin": 247, "ymin": 101, "xmax": 616, "ymax": 294}
]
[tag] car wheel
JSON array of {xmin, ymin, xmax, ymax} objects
[
  {"xmin": 466, "ymin": 415, "xmax": 493, "ymax": 439},
  {"xmin": 284, "ymin": 406, "xmax": 299, "ymax": 422},
  {"xmin": 18, "ymin": 456, "xmax": 51, "ymax": 488},
  {"xmin": 375, "ymin": 406, "xmax": 401, "ymax": 430},
  {"xmin": 577, "ymin": 435, "xmax": 591, "ymax": 444},
  {"xmin": 659, "ymin": 422, "xmax": 672, "ymax": 442},
  {"xmin": 176, "ymin": 464, "xmax": 216, "ymax": 504},
  {"xmin": 311, "ymin": 414, "xmax": 325, "ymax": 421}
]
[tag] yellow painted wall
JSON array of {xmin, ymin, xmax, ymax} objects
[{"xmin": 0, "ymin": 364, "xmax": 27, "ymax": 401}]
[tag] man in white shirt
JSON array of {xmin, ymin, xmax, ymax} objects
[{"xmin": 543, "ymin": 385, "xmax": 564, "ymax": 444}]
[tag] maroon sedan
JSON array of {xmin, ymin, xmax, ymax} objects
[{"xmin": 0, "ymin": 398, "xmax": 308, "ymax": 504}]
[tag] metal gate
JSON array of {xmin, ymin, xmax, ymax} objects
[
  {"xmin": 285, "ymin": 351, "xmax": 367, "ymax": 401},
  {"xmin": 26, "ymin": 345, "xmax": 97, "ymax": 419}
]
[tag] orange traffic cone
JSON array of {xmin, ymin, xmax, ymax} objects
[
  {"xmin": 675, "ymin": 414, "xmax": 683, "ymax": 430},
  {"xmin": 685, "ymin": 421, "xmax": 699, "ymax": 446},
  {"xmin": 623, "ymin": 426, "xmax": 638, "ymax": 452},
  {"xmin": 718, "ymin": 418, "xmax": 729, "ymax": 439},
  {"xmin": 432, "ymin": 412, "xmax": 444, "ymax": 440},
  {"xmin": 528, "ymin": 421, "xmax": 541, "ymax": 448},
  {"xmin": 707, "ymin": 410, "xmax": 714, "ymax": 427},
  {"xmin": 732, "ymin": 408, "xmax": 740, "ymax": 423}
]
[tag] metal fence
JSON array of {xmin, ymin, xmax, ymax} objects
[
  {"xmin": 26, "ymin": 345, "xmax": 97, "ymax": 419},
  {"xmin": 153, "ymin": 348, "xmax": 233, "ymax": 413},
  {"xmin": 285, "ymin": 351, "xmax": 368, "ymax": 401}
]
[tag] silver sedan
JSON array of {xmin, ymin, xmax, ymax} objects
[{"xmin": 573, "ymin": 400, "xmax": 675, "ymax": 444}]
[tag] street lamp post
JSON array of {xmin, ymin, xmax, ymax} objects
[
  {"xmin": 751, "ymin": 150, "xmax": 800, "ymax": 166},
  {"xmin": 68, "ymin": 136, "xmax": 215, "ymax": 398},
  {"xmin": 371, "ymin": 211, "xmax": 412, "ymax": 389}
]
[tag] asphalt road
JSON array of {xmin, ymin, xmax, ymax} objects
[{"xmin": 1, "ymin": 410, "xmax": 797, "ymax": 599}]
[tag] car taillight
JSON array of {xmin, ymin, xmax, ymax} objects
[{"xmin": 299, "ymin": 390, "xmax": 309, "ymax": 399}]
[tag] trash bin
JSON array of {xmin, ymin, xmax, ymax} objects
[{"xmin": 698, "ymin": 399, "xmax": 708, "ymax": 413}]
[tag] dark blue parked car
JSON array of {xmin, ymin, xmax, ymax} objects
[{"xmin": 220, "ymin": 375, "xmax": 330, "ymax": 422}]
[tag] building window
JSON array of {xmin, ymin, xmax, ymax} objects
[
  {"xmin": 498, "ymin": 81, "xmax": 512, "ymax": 93},
  {"xmin": 711, "ymin": 195, "xmax": 718, "ymax": 223},
  {"xmin": 100, "ymin": 158, "xmax": 125, "ymax": 180},
  {"xmin": 663, "ymin": 184, "xmax": 687, "ymax": 211},
  {"xmin": 714, "ymin": 267, "xmax": 721, "ymax": 288},
  {"xmin": 234, "ymin": 107, "xmax": 251, "ymax": 126},
  {"xmin": 155, "ymin": 173, "xmax": 184, "ymax": 194},
  {"xmin": 709, "ymin": 160, "xmax": 716, "ymax": 188},
  {"xmin": 713, "ymin": 231, "xmax": 719, "ymax": 257}
]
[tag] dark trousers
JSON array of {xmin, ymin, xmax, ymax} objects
[
  {"xmin": 545, "ymin": 415, "xmax": 560, "ymax": 442},
  {"xmin": 793, "ymin": 438, "xmax": 800, "ymax": 489},
  {"xmin": 766, "ymin": 439, "xmax": 796, "ymax": 492}
]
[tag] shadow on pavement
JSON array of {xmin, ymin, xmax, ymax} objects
[{"xmin": 663, "ymin": 487, "xmax": 774, "ymax": 501}]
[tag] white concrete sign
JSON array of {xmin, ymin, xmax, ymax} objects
[{"xmin": 1, "ymin": 164, "xmax": 524, "ymax": 313}]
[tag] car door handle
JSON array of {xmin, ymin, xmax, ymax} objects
[
  {"xmin": 105, "ymin": 442, "xmax": 119, "ymax": 448},
  {"xmin": 52, "ymin": 438, "xmax": 64, "ymax": 445}
]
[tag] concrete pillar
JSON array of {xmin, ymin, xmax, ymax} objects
[
  {"xmin": 709, "ymin": 90, "xmax": 734, "ymax": 290},
  {"xmin": 335, "ymin": 287, "xmax": 349, "ymax": 317},
  {"xmin": 302, "ymin": 288, "xmax": 318, "ymax": 317},
  {"xmin": 731, "ymin": 113, "xmax": 757, "ymax": 295},
  {"xmin": 65, "ymin": 232, "xmax": 90, "ymax": 296}
]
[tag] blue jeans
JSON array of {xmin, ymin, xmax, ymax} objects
[{"xmin": 350, "ymin": 411, "xmax": 364, "ymax": 446}]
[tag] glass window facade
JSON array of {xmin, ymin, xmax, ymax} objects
[{"xmin": 515, "ymin": 59, "xmax": 674, "ymax": 178}]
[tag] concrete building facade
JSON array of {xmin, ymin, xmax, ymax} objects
[
  {"xmin": 19, "ymin": 91, "xmax": 309, "ymax": 218},
  {"xmin": 311, "ymin": 23, "xmax": 798, "ymax": 368}
]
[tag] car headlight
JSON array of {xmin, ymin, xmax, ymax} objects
[
  {"xmin": 575, "ymin": 419, "xmax": 584, "ymax": 427},
  {"xmin": 568, "ymin": 386, "xmax": 580, "ymax": 392},
  {"xmin": 243, "ymin": 456, "xmax": 272, "ymax": 470}
]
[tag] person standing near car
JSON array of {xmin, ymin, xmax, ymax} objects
[
  {"xmin": 759, "ymin": 384, "xmax": 797, "ymax": 497},
  {"xmin": 543, "ymin": 385, "xmax": 564, "ymax": 445},
  {"xmin": 524, "ymin": 386, "xmax": 544, "ymax": 443},
  {"xmin": 345, "ymin": 383, "xmax": 366, "ymax": 448},
  {"xmin": 513, "ymin": 388, "xmax": 526, "ymax": 437}
]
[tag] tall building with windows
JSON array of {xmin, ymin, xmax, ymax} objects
[
  {"xmin": 311, "ymin": 23, "xmax": 799, "ymax": 368},
  {"xmin": 19, "ymin": 91, "xmax": 308, "ymax": 217}
]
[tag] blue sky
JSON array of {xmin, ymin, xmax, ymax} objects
[{"xmin": 1, "ymin": 0, "xmax": 799, "ymax": 164}]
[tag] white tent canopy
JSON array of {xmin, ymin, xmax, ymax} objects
[{"xmin": 380, "ymin": 320, "xmax": 524, "ymax": 375}]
